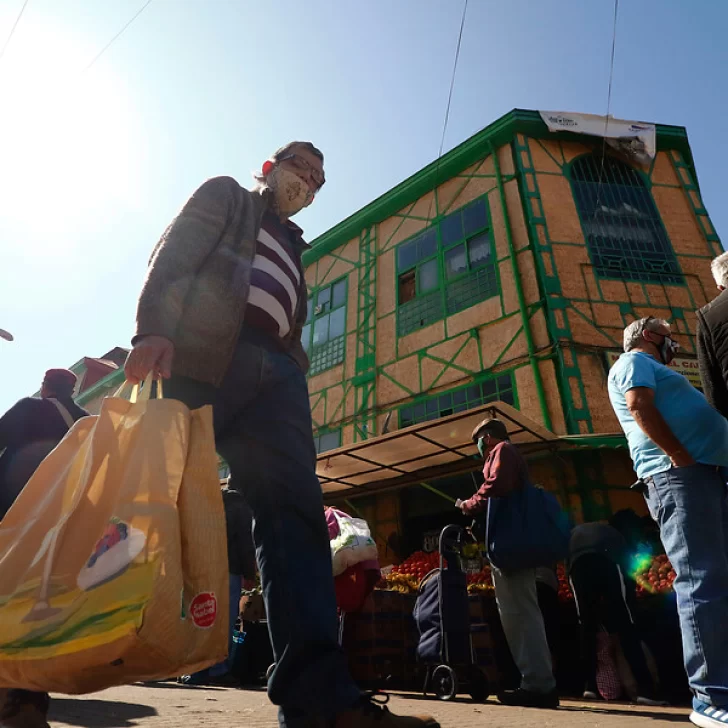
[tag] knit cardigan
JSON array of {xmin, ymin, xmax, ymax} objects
[{"xmin": 134, "ymin": 176, "xmax": 309, "ymax": 386}]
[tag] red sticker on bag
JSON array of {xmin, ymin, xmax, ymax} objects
[{"xmin": 190, "ymin": 592, "xmax": 217, "ymax": 628}]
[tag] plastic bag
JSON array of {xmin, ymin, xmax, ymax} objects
[
  {"xmin": 330, "ymin": 511, "xmax": 377, "ymax": 577},
  {"xmin": 596, "ymin": 631, "xmax": 622, "ymax": 701},
  {"xmin": 0, "ymin": 377, "xmax": 228, "ymax": 693}
]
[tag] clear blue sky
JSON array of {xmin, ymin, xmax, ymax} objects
[{"xmin": 0, "ymin": 0, "xmax": 726, "ymax": 413}]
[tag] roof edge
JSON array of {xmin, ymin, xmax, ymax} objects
[
  {"xmin": 76, "ymin": 367, "xmax": 125, "ymax": 405},
  {"xmin": 303, "ymin": 108, "xmax": 693, "ymax": 266}
]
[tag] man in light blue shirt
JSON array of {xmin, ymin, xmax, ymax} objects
[{"xmin": 609, "ymin": 316, "xmax": 728, "ymax": 728}]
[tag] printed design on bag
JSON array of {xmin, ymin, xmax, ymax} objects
[
  {"xmin": 77, "ymin": 518, "xmax": 146, "ymax": 591},
  {"xmin": 0, "ymin": 514, "xmax": 156, "ymax": 657},
  {"xmin": 190, "ymin": 592, "xmax": 217, "ymax": 629},
  {"xmin": 0, "ymin": 560, "xmax": 157, "ymax": 655}
]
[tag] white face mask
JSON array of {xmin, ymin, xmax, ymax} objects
[{"xmin": 267, "ymin": 167, "xmax": 314, "ymax": 216}]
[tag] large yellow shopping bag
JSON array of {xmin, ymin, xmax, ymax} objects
[{"xmin": 0, "ymin": 379, "xmax": 228, "ymax": 693}]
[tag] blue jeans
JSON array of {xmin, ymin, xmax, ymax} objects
[
  {"xmin": 646, "ymin": 463, "xmax": 728, "ymax": 707},
  {"xmin": 166, "ymin": 328, "xmax": 360, "ymax": 726},
  {"xmin": 198, "ymin": 573, "xmax": 242, "ymax": 678}
]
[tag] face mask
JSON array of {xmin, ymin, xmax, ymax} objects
[
  {"xmin": 658, "ymin": 335, "xmax": 678, "ymax": 365},
  {"xmin": 267, "ymin": 167, "xmax": 314, "ymax": 216},
  {"xmin": 477, "ymin": 437, "xmax": 486, "ymax": 459}
]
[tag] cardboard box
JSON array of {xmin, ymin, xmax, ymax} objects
[{"xmin": 241, "ymin": 593, "xmax": 266, "ymax": 623}]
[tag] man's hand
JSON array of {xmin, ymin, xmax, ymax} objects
[
  {"xmin": 625, "ymin": 387, "xmax": 691, "ymax": 467},
  {"xmin": 124, "ymin": 336, "xmax": 174, "ymax": 385},
  {"xmin": 669, "ymin": 449, "xmax": 696, "ymax": 468}
]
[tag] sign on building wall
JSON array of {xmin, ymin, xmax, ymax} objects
[
  {"xmin": 539, "ymin": 110, "xmax": 656, "ymax": 166},
  {"xmin": 605, "ymin": 351, "xmax": 703, "ymax": 391}
]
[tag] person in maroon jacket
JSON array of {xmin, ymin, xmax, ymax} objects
[{"xmin": 460, "ymin": 418, "xmax": 558, "ymax": 709}]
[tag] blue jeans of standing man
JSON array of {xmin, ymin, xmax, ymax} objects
[
  {"xmin": 197, "ymin": 573, "xmax": 242, "ymax": 679},
  {"xmin": 166, "ymin": 328, "xmax": 360, "ymax": 727},
  {"xmin": 645, "ymin": 463, "xmax": 728, "ymax": 707}
]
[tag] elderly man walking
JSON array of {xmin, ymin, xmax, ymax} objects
[
  {"xmin": 608, "ymin": 316, "xmax": 728, "ymax": 728},
  {"xmin": 697, "ymin": 251, "xmax": 728, "ymax": 418},
  {"xmin": 124, "ymin": 143, "xmax": 438, "ymax": 728},
  {"xmin": 460, "ymin": 418, "xmax": 559, "ymax": 709}
]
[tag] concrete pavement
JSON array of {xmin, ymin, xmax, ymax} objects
[{"xmin": 48, "ymin": 683, "xmax": 692, "ymax": 728}]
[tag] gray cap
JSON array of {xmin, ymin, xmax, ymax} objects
[{"xmin": 471, "ymin": 417, "xmax": 509, "ymax": 443}]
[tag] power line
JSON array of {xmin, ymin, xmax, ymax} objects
[
  {"xmin": 594, "ymin": 0, "xmax": 620, "ymax": 210},
  {"xmin": 82, "ymin": 0, "xmax": 153, "ymax": 73},
  {"xmin": 438, "ymin": 0, "xmax": 468, "ymax": 162},
  {"xmin": 605, "ymin": 0, "xmax": 619, "ymax": 128},
  {"xmin": 427, "ymin": 0, "xmax": 469, "ymax": 223},
  {"xmin": 0, "ymin": 0, "xmax": 31, "ymax": 64}
]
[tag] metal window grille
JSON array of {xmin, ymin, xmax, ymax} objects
[
  {"xmin": 399, "ymin": 373, "xmax": 515, "ymax": 428},
  {"xmin": 309, "ymin": 337, "xmax": 346, "ymax": 376},
  {"xmin": 398, "ymin": 290, "xmax": 444, "ymax": 336},
  {"xmin": 446, "ymin": 265, "xmax": 498, "ymax": 316},
  {"xmin": 570, "ymin": 155, "xmax": 682, "ymax": 284}
]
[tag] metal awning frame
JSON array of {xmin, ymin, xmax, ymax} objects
[{"xmin": 317, "ymin": 402, "xmax": 559, "ymax": 498}]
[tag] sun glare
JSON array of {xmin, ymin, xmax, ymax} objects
[{"xmin": 0, "ymin": 19, "xmax": 138, "ymax": 256}]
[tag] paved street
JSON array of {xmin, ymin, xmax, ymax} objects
[{"xmin": 48, "ymin": 684, "xmax": 691, "ymax": 728}]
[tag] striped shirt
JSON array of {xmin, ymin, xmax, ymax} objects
[{"xmin": 244, "ymin": 211, "xmax": 305, "ymax": 339}]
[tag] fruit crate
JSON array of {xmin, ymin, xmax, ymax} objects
[{"xmin": 342, "ymin": 591, "xmax": 417, "ymax": 690}]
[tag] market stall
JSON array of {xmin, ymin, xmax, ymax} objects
[{"xmin": 318, "ymin": 403, "xmax": 689, "ymax": 701}]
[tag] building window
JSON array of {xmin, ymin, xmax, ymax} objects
[
  {"xmin": 569, "ymin": 154, "xmax": 682, "ymax": 285},
  {"xmin": 302, "ymin": 277, "xmax": 347, "ymax": 375},
  {"xmin": 396, "ymin": 197, "xmax": 497, "ymax": 336},
  {"xmin": 314, "ymin": 429, "xmax": 342, "ymax": 454},
  {"xmin": 399, "ymin": 373, "xmax": 515, "ymax": 429}
]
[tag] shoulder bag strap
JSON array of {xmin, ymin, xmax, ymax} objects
[{"xmin": 47, "ymin": 398, "xmax": 75, "ymax": 430}]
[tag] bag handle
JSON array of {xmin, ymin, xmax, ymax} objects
[{"xmin": 113, "ymin": 372, "xmax": 164, "ymax": 402}]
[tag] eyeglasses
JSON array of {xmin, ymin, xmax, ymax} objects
[{"xmin": 278, "ymin": 153, "xmax": 326, "ymax": 191}]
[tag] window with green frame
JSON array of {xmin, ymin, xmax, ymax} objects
[
  {"xmin": 569, "ymin": 154, "xmax": 682, "ymax": 285},
  {"xmin": 399, "ymin": 373, "xmax": 515, "ymax": 429},
  {"xmin": 314, "ymin": 429, "xmax": 341, "ymax": 454},
  {"xmin": 302, "ymin": 277, "xmax": 347, "ymax": 375},
  {"xmin": 396, "ymin": 196, "xmax": 497, "ymax": 336}
]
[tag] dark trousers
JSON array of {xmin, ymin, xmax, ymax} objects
[
  {"xmin": 569, "ymin": 553, "xmax": 654, "ymax": 696},
  {"xmin": 166, "ymin": 328, "xmax": 359, "ymax": 726}
]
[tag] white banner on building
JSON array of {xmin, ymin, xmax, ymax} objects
[{"xmin": 539, "ymin": 110, "xmax": 656, "ymax": 166}]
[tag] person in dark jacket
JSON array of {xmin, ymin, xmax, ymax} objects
[
  {"xmin": 696, "ymin": 252, "xmax": 728, "ymax": 418},
  {"xmin": 0, "ymin": 368, "xmax": 88, "ymax": 728},
  {"xmin": 180, "ymin": 484, "xmax": 257, "ymax": 687},
  {"xmin": 0, "ymin": 369, "xmax": 88, "ymax": 519},
  {"xmin": 568, "ymin": 521, "xmax": 664, "ymax": 705},
  {"xmin": 459, "ymin": 418, "xmax": 558, "ymax": 709}
]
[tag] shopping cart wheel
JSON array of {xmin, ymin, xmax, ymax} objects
[
  {"xmin": 266, "ymin": 663, "xmax": 276, "ymax": 682},
  {"xmin": 468, "ymin": 666, "xmax": 489, "ymax": 702},
  {"xmin": 432, "ymin": 665, "xmax": 458, "ymax": 701}
]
